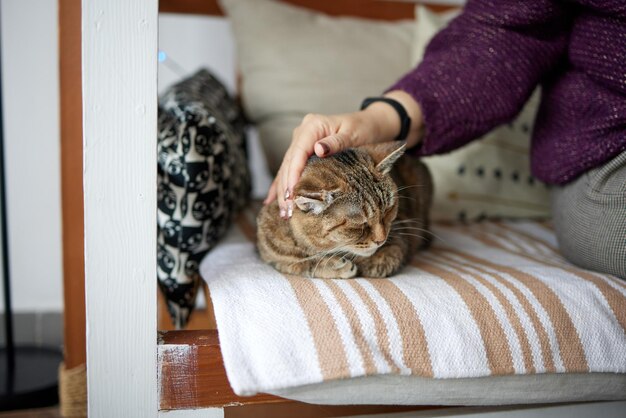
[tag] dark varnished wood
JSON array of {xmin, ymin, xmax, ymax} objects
[
  {"xmin": 159, "ymin": 0, "xmax": 414, "ymax": 19},
  {"xmin": 158, "ymin": 330, "xmax": 283, "ymax": 409},
  {"xmin": 225, "ymin": 403, "xmax": 443, "ymax": 418},
  {"xmin": 158, "ymin": 330, "xmax": 445, "ymax": 415},
  {"xmin": 159, "ymin": 0, "xmax": 458, "ymax": 20}
]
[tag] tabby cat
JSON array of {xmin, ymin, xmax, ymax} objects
[{"xmin": 257, "ymin": 142, "xmax": 432, "ymax": 279}]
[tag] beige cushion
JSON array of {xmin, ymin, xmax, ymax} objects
[
  {"xmin": 219, "ymin": 0, "xmax": 414, "ymax": 172},
  {"xmin": 414, "ymin": 5, "xmax": 550, "ymax": 220},
  {"xmin": 202, "ymin": 210, "xmax": 626, "ymax": 398}
]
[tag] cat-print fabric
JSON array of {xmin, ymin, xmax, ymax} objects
[{"xmin": 157, "ymin": 69, "xmax": 250, "ymax": 328}]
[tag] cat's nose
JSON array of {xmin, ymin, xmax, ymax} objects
[
  {"xmin": 372, "ymin": 225, "xmax": 386, "ymax": 245},
  {"xmin": 373, "ymin": 239, "xmax": 385, "ymax": 246}
]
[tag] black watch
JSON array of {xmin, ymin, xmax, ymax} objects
[{"xmin": 360, "ymin": 97, "xmax": 412, "ymax": 141}]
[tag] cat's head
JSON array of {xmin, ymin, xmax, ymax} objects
[{"xmin": 291, "ymin": 142, "xmax": 405, "ymax": 257}]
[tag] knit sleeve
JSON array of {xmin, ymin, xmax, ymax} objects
[{"xmin": 389, "ymin": 0, "xmax": 569, "ymax": 156}]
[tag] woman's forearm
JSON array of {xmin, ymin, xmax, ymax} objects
[{"xmin": 389, "ymin": 0, "xmax": 568, "ymax": 156}]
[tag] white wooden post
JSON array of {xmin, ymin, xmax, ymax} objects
[{"xmin": 82, "ymin": 0, "xmax": 158, "ymax": 416}]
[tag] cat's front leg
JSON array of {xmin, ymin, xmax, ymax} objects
[
  {"xmin": 272, "ymin": 255, "xmax": 357, "ymax": 279},
  {"xmin": 307, "ymin": 255, "xmax": 358, "ymax": 279},
  {"xmin": 356, "ymin": 242, "xmax": 407, "ymax": 278}
]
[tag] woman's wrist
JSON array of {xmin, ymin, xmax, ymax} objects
[
  {"xmin": 384, "ymin": 90, "xmax": 424, "ymax": 148},
  {"xmin": 360, "ymin": 90, "xmax": 424, "ymax": 148},
  {"xmin": 360, "ymin": 101, "xmax": 402, "ymax": 143}
]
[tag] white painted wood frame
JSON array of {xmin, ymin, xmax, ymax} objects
[{"xmin": 82, "ymin": 0, "xmax": 159, "ymax": 416}]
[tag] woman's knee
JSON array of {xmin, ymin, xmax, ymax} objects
[{"xmin": 551, "ymin": 174, "xmax": 626, "ymax": 279}]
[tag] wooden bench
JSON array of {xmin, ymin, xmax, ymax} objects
[{"xmin": 59, "ymin": 1, "xmax": 457, "ymax": 416}]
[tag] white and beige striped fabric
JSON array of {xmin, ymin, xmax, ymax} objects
[{"xmin": 200, "ymin": 207, "xmax": 626, "ymax": 396}]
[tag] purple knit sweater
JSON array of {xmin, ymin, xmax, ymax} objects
[{"xmin": 390, "ymin": 0, "xmax": 626, "ymax": 185}]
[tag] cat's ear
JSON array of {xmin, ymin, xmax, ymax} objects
[
  {"xmin": 294, "ymin": 190, "xmax": 336, "ymax": 215},
  {"xmin": 363, "ymin": 141, "xmax": 406, "ymax": 175}
]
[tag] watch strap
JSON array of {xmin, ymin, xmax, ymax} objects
[{"xmin": 360, "ymin": 97, "xmax": 412, "ymax": 142}]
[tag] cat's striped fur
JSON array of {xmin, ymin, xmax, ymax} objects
[{"xmin": 257, "ymin": 142, "xmax": 432, "ymax": 279}]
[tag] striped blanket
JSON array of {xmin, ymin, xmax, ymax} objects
[{"xmin": 200, "ymin": 207, "xmax": 626, "ymax": 396}]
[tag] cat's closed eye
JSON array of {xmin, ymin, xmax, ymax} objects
[
  {"xmin": 346, "ymin": 225, "xmax": 367, "ymax": 234},
  {"xmin": 326, "ymin": 220, "xmax": 347, "ymax": 233},
  {"xmin": 334, "ymin": 222, "xmax": 366, "ymax": 240}
]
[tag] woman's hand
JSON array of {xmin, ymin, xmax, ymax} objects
[{"xmin": 264, "ymin": 90, "xmax": 423, "ymax": 218}]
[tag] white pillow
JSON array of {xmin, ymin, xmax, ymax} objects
[
  {"xmin": 219, "ymin": 0, "xmax": 414, "ymax": 172},
  {"xmin": 414, "ymin": 5, "xmax": 551, "ymax": 220}
]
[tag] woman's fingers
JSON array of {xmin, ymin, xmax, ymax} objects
[
  {"xmin": 314, "ymin": 132, "xmax": 351, "ymax": 157},
  {"xmin": 268, "ymin": 112, "xmax": 370, "ymax": 218},
  {"xmin": 313, "ymin": 141, "xmax": 330, "ymax": 157},
  {"xmin": 279, "ymin": 122, "xmax": 327, "ymax": 217},
  {"xmin": 284, "ymin": 147, "xmax": 311, "ymax": 217}
]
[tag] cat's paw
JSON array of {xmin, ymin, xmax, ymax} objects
[
  {"xmin": 335, "ymin": 258, "xmax": 358, "ymax": 279},
  {"xmin": 357, "ymin": 246, "xmax": 404, "ymax": 278},
  {"xmin": 313, "ymin": 257, "xmax": 357, "ymax": 279},
  {"xmin": 358, "ymin": 261, "xmax": 398, "ymax": 278}
]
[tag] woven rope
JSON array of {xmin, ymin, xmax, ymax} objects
[{"xmin": 59, "ymin": 362, "xmax": 87, "ymax": 417}]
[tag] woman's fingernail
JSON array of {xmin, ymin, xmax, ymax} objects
[
  {"xmin": 319, "ymin": 142, "xmax": 330, "ymax": 156},
  {"xmin": 280, "ymin": 208, "xmax": 286, "ymax": 218},
  {"xmin": 284, "ymin": 189, "xmax": 291, "ymax": 200},
  {"xmin": 287, "ymin": 202, "xmax": 293, "ymax": 218}
]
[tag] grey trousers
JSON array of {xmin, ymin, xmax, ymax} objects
[{"xmin": 551, "ymin": 150, "xmax": 626, "ymax": 279}]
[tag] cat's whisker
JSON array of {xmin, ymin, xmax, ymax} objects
[
  {"xmin": 288, "ymin": 250, "xmax": 333, "ymax": 266},
  {"xmin": 392, "ymin": 221, "xmax": 424, "ymax": 226},
  {"xmin": 313, "ymin": 250, "xmax": 341, "ymax": 276},
  {"xmin": 391, "ymin": 222, "xmax": 431, "ymax": 232},
  {"xmin": 392, "ymin": 224, "xmax": 420, "ymax": 230},
  {"xmin": 312, "ymin": 256, "xmax": 325, "ymax": 277},
  {"xmin": 317, "ymin": 244, "xmax": 352, "ymax": 256},
  {"xmin": 288, "ymin": 244, "xmax": 350, "ymax": 268},
  {"xmin": 392, "ymin": 229, "xmax": 421, "ymax": 234},
  {"xmin": 392, "ymin": 232, "xmax": 426, "ymax": 241},
  {"xmin": 322, "ymin": 251, "xmax": 342, "ymax": 270},
  {"xmin": 318, "ymin": 250, "xmax": 348, "ymax": 276},
  {"xmin": 391, "ymin": 225, "xmax": 429, "ymax": 231},
  {"xmin": 391, "ymin": 225, "xmax": 446, "ymax": 242},
  {"xmin": 316, "ymin": 239, "xmax": 364, "ymax": 276},
  {"xmin": 310, "ymin": 244, "xmax": 355, "ymax": 276},
  {"xmin": 396, "ymin": 184, "xmax": 427, "ymax": 192},
  {"xmin": 392, "ymin": 218, "xmax": 425, "ymax": 223},
  {"xmin": 392, "ymin": 226, "xmax": 433, "ymax": 234}
]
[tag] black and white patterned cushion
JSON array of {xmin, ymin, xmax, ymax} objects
[{"xmin": 157, "ymin": 69, "xmax": 251, "ymax": 328}]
